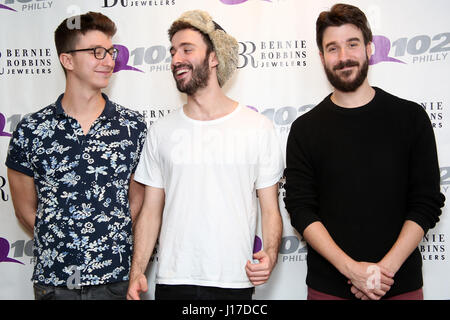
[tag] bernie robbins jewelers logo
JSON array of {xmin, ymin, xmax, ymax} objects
[
  {"xmin": 0, "ymin": 0, "xmax": 53, "ymax": 12},
  {"xmin": 370, "ymin": 32, "xmax": 449, "ymax": 65},
  {"xmin": 420, "ymin": 233, "xmax": 446, "ymax": 262},
  {"xmin": 101, "ymin": 0, "xmax": 176, "ymax": 9},
  {"xmin": 0, "ymin": 175, "xmax": 9, "ymax": 202},
  {"xmin": 421, "ymin": 100, "xmax": 445, "ymax": 130},
  {"xmin": 239, "ymin": 39, "xmax": 307, "ymax": 69},
  {"xmin": 0, "ymin": 48, "xmax": 52, "ymax": 76},
  {"xmin": 135, "ymin": 106, "xmax": 175, "ymax": 127}
]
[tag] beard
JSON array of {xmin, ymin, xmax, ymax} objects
[
  {"xmin": 172, "ymin": 56, "xmax": 210, "ymax": 96},
  {"xmin": 324, "ymin": 56, "xmax": 369, "ymax": 92}
]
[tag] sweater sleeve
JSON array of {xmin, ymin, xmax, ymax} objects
[
  {"xmin": 406, "ymin": 104, "xmax": 445, "ymax": 234},
  {"xmin": 284, "ymin": 118, "xmax": 321, "ymax": 236}
]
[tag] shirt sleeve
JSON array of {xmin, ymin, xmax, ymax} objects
[
  {"xmin": 255, "ymin": 118, "xmax": 284, "ymax": 190},
  {"xmin": 131, "ymin": 121, "xmax": 148, "ymax": 175},
  {"xmin": 5, "ymin": 120, "xmax": 34, "ymax": 177},
  {"xmin": 284, "ymin": 118, "xmax": 321, "ymax": 236},
  {"xmin": 133, "ymin": 124, "xmax": 164, "ymax": 188},
  {"xmin": 405, "ymin": 104, "xmax": 445, "ymax": 234}
]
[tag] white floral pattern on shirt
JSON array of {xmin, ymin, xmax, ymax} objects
[{"xmin": 6, "ymin": 94, "xmax": 147, "ymax": 286}]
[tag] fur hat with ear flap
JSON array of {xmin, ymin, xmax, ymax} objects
[{"xmin": 169, "ymin": 10, "xmax": 239, "ymax": 87}]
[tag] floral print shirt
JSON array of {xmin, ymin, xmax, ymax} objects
[{"xmin": 6, "ymin": 93, "xmax": 147, "ymax": 286}]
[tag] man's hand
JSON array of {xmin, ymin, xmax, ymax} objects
[
  {"xmin": 346, "ymin": 261, "xmax": 394, "ymax": 300},
  {"xmin": 245, "ymin": 250, "xmax": 276, "ymax": 286},
  {"xmin": 127, "ymin": 273, "xmax": 148, "ymax": 300}
]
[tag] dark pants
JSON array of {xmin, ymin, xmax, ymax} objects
[
  {"xmin": 155, "ymin": 284, "xmax": 254, "ymax": 300},
  {"xmin": 307, "ymin": 287, "xmax": 424, "ymax": 300},
  {"xmin": 33, "ymin": 281, "xmax": 129, "ymax": 300}
]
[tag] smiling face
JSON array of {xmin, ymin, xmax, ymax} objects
[
  {"xmin": 61, "ymin": 30, "xmax": 115, "ymax": 91},
  {"xmin": 320, "ymin": 24, "xmax": 371, "ymax": 92},
  {"xmin": 170, "ymin": 28, "xmax": 217, "ymax": 96}
]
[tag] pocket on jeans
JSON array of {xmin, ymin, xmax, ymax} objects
[{"xmin": 33, "ymin": 283, "xmax": 56, "ymax": 300}]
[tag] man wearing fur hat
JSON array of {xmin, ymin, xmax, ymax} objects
[{"xmin": 127, "ymin": 10, "xmax": 284, "ymax": 300}]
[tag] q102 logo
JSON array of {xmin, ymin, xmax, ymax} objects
[
  {"xmin": 0, "ymin": 112, "xmax": 24, "ymax": 138},
  {"xmin": 0, "ymin": 112, "xmax": 13, "ymax": 138},
  {"xmin": 0, "ymin": 4, "xmax": 16, "ymax": 11},
  {"xmin": 247, "ymin": 105, "xmax": 315, "ymax": 129},
  {"xmin": 370, "ymin": 33, "xmax": 449, "ymax": 65},
  {"xmin": 113, "ymin": 44, "xmax": 170, "ymax": 73},
  {"xmin": 440, "ymin": 167, "xmax": 450, "ymax": 193},
  {"xmin": 0, "ymin": 237, "xmax": 33, "ymax": 265}
]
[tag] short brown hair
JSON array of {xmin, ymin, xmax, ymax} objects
[
  {"xmin": 168, "ymin": 21, "xmax": 214, "ymax": 57},
  {"xmin": 316, "ymin": 3, "xmax": 372, "ymax": 53},
  {"xmin": 54, "ymin": 11, "xmax": 116, "ymax": 58}
]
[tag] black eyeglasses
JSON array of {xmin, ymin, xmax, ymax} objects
[{"xmin": 65, "ymin": 46, "xmax": 119, "ymax": 60}]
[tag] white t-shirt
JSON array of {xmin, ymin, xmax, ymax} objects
[{"xmin": 134, "ymin": 104, "xmax": 284, "ymax": 288}]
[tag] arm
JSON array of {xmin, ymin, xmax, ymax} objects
[
  {"xmin": 7, "ymin": 168, "xmax": 37, "ymax": 236},
  {"xmin": 350, "ymin": 220, "xmax": 425, "ymax": 298},
  {"xmin": 128, "ymin": 174, "xmax": 145, "ymax": 224},
  {"xmin": 245, "ymin": 183, "xmax": 282, "ymax": 286},
  {"xmin": 401, "ymin": 105, "xmax": 444, "ymax": 237},
  {"xmin": 303, "ymin": 221, "xmax": 394, "ymax": 300},
  {"xmin": 127, "ymin": 186, "xmax": 165, "ymax": 300},
  {"xmin": 352, "ymin": 105, "xmax": 445, "ymax": 299}
]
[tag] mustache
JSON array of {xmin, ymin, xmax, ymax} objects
[
  {"xmin": 333, "ymin": 60, "xmax": 360, "ymax": 71},
  {"xmin": 172, "ymin": 63, "xmax": 193, "ymax": 73}
]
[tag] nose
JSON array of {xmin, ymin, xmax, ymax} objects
[
  {"xmin": 171, "ymin": 50, "xmax": 184, "ymax": 68},
  {"xmin": 102, "ymin": 52, "xmax": 115, "ymax": 68},
  {"xmin": 337, "ymin": 47, "xmax": 347, "ymax": 61},
  {"xmin": 337, "ymin": 47, "xmax": 352, "ymax": 62}
]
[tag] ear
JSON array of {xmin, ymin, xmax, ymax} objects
[
  {"xmin": 208, "ymin": 51, "xmax": 219, "ymax": 68},
  {"xmin": 319, "ymin": 50, "xmax": 325, "ymax": 66},
  {"xmin": 59, "ymin": 53, "xmax": 74, "ymax": 72},
  {"xmin": 366, "ymin": 41, "xmax": 373, "ymax": 59}
]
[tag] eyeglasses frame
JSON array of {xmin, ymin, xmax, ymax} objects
[{"xmin": 65, "ymin": 46, "xmax": 119, "ymax": 60}]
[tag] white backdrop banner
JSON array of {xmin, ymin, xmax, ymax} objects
[{"xmin": 0, "ymin": 0, "xmax": 449, "ymax": 300}]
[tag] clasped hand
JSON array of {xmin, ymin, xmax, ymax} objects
[{"xmin": 346, "ymin": 261, "xmax": 395, "ymax": 300}]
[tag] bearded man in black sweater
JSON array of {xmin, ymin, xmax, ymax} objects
[{"xmin": 284, "ymin": 3, "xmax": 445, "ymax": 300}]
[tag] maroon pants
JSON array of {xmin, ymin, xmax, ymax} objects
[{"xmin": 307, "ymin": 287, "xmax": 424, "ymax": 300}]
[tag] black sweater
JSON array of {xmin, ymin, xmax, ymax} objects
[{"xmin": 284, "ymin": 87, "xmax": 445, "ymax": 299}]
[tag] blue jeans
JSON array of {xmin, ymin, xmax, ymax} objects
[
  {"xmin": 155, "ymin": 284, "xmax": 254, "ymax": 300},
  {"xmin": 33, "ymin": 281, "xmax": 129, "ymax": 300}
]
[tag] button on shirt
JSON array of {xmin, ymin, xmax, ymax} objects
[{"xmin": 6, "ymin": 93, "xmax": 147, "ymax": 286}]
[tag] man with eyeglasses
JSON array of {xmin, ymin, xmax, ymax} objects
[{"xmin": 5, "ymin": 11, "xmax": 147, "ymax": 300}]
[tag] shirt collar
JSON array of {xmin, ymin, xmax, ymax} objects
[{"xmin": 54, "ymin": 92, "xmax": 116, "ymax": 119}]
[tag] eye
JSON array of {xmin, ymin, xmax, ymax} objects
[{"xmin": 327, "ymin": 46, "xmax": 337, "ymax": 53}]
